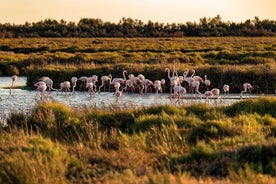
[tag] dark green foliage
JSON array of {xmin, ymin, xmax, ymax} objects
[
  {"xmin": 187, "ymin": 121, "xmax": 240, "ymax": 145},
  {"xmin": 233, "ymin": 144, "xmax": 276, "ymax": 176},
  {"xmin": 6, "ymin": 112, "xmax": 29, "ymax": 131},
  {"xmin": 186, "ymin": 103, "xmax": 211, "ymax": 117},
  {"xmin": 1, "ymin": 16, "xmax": 276, "ymax": 38},
  {"xmin": 90, "ymin": 111, "xmax": 135, "ymax": 133}
]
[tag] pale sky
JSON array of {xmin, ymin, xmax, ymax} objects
[{"xmin": 1, "ymin": 0, "xmax": 276, "ymax": 24}]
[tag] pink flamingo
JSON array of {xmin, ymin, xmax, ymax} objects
[
  {"xmin": 87, "ymin": 75, "xmax": 98, "ymax": 92},
  {"xmin": 154, "ymin": 80, "xmax": 163, "ymax": 98},
  {"xmin": 98, "ymin": 74, "xmax": 112, "ymax": 93},
  {"xmin": 9, "ymin": 75, "xmax": 17, "ymax": 95},
  {"xmin": 190, "ymin": 69, "xmax": 204, "ymax": 83},
  {"xmin": 123, "ymin": 79, "xmax": 135, "ymax": 93},
  {"xmin": 39, "ymin": 76, "xmax": 56, "ymax": 92},
  {"xmin": 86, "ymin": 82, "xmax": 95, "ymax": 97},
  {"xmin": 165, "ymin": 67, "xmax": 179, "ymax": 94},
  {"xmin": 183, "ymin": 69, "xmax": 194, "ymax": 93},
  {"xmin": 204, "ymin": 88, "xmax": 222, "ymax": 103},
  {"xmin": 141, "ymin": 79, "xmax": 153, "ymax": 95},
  {"xmin": 34, "ymin": 81, "xmax": 47, "ymax": 100},
  {"xmin": 78, "ymin": 76, "xmax": 88, "ymax": 91},
  {"xmin": 111, "ymin": 70, "xmax": 127, "ymax": 87},
  {"xmin": 113, "ymin": 81, "xmax": 123, "ymax": 104},
  {"xmin": 58, "ymin": 81, "xmax": 71, "ymax": 96},
  {"xmin": 240, "ymin": 83, "xmax": 252, "ymax": 98},
  {"xmin": 191, "ymin": 79, "xmax": 202, "ymax": 99},
  {"xmin": 171, "ymin": 85, "xmax": 186, "ymax": 105},
  {"xmin": 115, "ymin": 90, "xmax": 123, "ymax": 105},
  {"xmin": 222, "ymin": 84, "xmax": 230, "ymax": 95}
]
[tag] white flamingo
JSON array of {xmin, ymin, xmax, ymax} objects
[
  {"xmin": 205, "ymin": 88, "xmax": 222, "ymax": 103},
  {"xmin": 222, "ymin": 84, "xmax": 230, "ymax": 95},
  {"xmin": 71, "ymin": 77, "xmax": 78, "ymax": 95},
  {"xmin": 9, "ymin": 75, "xmax": 17, "ymax": 95},
  {"xmin": 240, "ymin": 82, "xmax": 252, "ymax": 98},
  {"xmin": 204, "ymin": 75, "xmax": 211, "ymax": 90},
  {"xmin": 161, "ymin": 79, "xmax": 166, "ymax": 92}
]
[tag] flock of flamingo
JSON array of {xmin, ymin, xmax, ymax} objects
[{"xmin": 2, "ymin": 66, "xmax": 256, "ymax": 105}]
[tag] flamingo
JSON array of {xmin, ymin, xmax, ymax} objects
[
  {"xmin": 191, "ymin": 69, "xmax": 204, "ymax": 83},
  {"xmin": 10, "ymin": 75, "xmax": 17, "ymax": 95},
  {"xmin": 98, "ymin": 74, "xmax": 112, "ymax": 93},
  {"xmin": 78, "ymin": 76, "xmax": 88, "ymax": 91},
  {"xmin": 86, "ymin": 82, "xmax": 95, "ymax": 97},
  {"xmin": 141, "ymin": 79, "xmax": 153, "ymax": 95},
  {"xmin": 58, "ymin": 81, "xmax": 71, "ymax": 96},
  {"xmin": 71, "ymin": 77, "xmax": 78, "ymax": 95},
  {"xmin": 161, "ymin": 79, "xmax": 166, "ymax": 92},
  {"xmin": 183, "ymin": 69, "xmax": 194, "ymax": 93},
  {"xmin": 87, "ymin": 75, "xmax": 98, "ymax": 92},
  {"xmin": 165, "ymin": 67, "xmax": 179, "ymax": 94},
  {"xmin": 204, "ymin": 75, "xmax": 211, "ymax": 90},
  {"xmin": 171, "ymin": 85, "xmax": 186, "ymax": 105},
  {"xmin": 154, "ymin": 80, "xmax": 162, "ymax": 98},
  {"xmin": 240, "ymin": 83, "xmax": 252, "ymax": 98},
  {"xmin": 123, "ymin": 79, "xmax": 135, "ymax": 93},
  {"xmin": 115, "ymin": 90, "xmax": 123, "ymax": 105},
  {"xmin": 34, "ymin": 81, "xmax": 47, "ymax": 100},
  {"xmin": 191, "ymin": 79, "xmax": 202, "ymax": 99},
  {"xmin": 111, "ymin": 70, "xmax": 127, "ymax": 87},
  {"xmin": 205, "ymin": 88, "xmax": 222, "ymax": 103},
  {"xmin": 39, "ymin": 76, "xmax": 56, "ymax": 93},
  {"xmin": 222, "ymin": 84, "xmax": 230, "ymax": 95}
]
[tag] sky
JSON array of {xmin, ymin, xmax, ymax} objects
[{"xmin": 1, "ymin": 0, "xmax": 276, "ymax": 24}]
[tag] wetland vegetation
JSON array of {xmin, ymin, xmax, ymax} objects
[
  {"xmin": 0, "ymin": 97, "xmax": 276, "ymax": 183},
  {"xmin": 0, "ymin": 33, "xmax": 276, "ymax": 183}
]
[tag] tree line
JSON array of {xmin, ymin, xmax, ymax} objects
[{"xmin": 0, "ymin": 15, "xmax": 275, "ymax": 38}]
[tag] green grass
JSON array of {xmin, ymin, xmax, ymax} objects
[
  {"xmin": 1, "ymin": 97, "xmax": 276, "ymax": 183},
  {"xmin": 0, "ymin": 37, "xmax": 275, "ymax": 93}
]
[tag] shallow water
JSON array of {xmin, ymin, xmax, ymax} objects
[
  {"xmin": 0, "ymin": 77, "xmax": 259, "ymax": 121},
  {"xmin": 0, "ymin": 76, "xmax": 27, "ymax": 88}
]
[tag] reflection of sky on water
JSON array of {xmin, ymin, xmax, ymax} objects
[{"xmin": 0, "ymin": 77, "xmax": 27, "ymax": 88}]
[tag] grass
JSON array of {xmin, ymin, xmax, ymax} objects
[
  {"xmin": 0, "ymin": 37, "xmax": 275, "ymax": 93},
  {"xmin": 1, "ymin": 97, "xmax": 276, "ymax": 183}
]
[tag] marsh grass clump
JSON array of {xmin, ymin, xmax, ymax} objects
[
  {"xmin": 187, "ymin": 120, "xmax": 241, "ymax": 145},
  {"xmin": 223, "ymin": 97, "xmax": 276, "ymax": 117},
  {"xmin": 0, "ymin": 134, "xmax": 68, "ymax": 184},
  {"xmin": 1, "ymin": 97, "xmax": 276, "ymax": 183}
]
